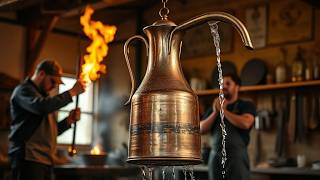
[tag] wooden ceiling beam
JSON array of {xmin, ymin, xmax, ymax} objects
[
  {"xmin": 0, "ymin": 0, "xmax": 39, "ymax": 11},
  {"xmin": 24, "ymin": 15, "xmax": 59, "ymax": 77},
  {"xmin": 61, "ymin": 0, "xmax": 135, "ymax": 17},
  {"xmin": 0, "ymin": 0, "xmax": 20, "ymax": 7}
]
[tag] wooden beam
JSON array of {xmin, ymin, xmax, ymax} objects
[
  {"xmin": 0, "ymin": 0, "xmax": 39, "ymax": 11},
  {"xmin": 24, "ymin": 15, "xmax": 59, "ymax": 77},
  {"xmin": 61, "ymin": 0, "xmax": 135, "ymax": 17},
  {"xmin": 0, "ymin": 0, "xmax": 20, "ymax": 7}
]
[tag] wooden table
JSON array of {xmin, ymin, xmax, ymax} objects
[{"xmin": 54, "ymin": 164, "xmax": 141, "ymax": 180}]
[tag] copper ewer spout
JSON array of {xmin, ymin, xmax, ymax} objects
[
  {"xmin": 124, "ymin": 12, "xmax": 253, "ymax": 166},
  {"xmin": 170, "ymin": 12, "xmax": 254, "ymax": 51}
]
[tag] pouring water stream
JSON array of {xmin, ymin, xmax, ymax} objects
[{"xmin": 208, "ymin": 21, "xmax": 227, "ymax": 179}]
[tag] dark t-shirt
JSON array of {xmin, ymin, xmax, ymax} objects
[{"xmin": 202, "ymin": 99, "xmax": 256, "ymax": 153}]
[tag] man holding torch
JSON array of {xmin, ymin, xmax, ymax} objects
[{"xmin": 9, "ymin": 60, "xmax": 86, "ymax": 180}]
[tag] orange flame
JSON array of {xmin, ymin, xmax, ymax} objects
[
  {"xmin": 80, "ymin": 6, "xmax": 117, "ymax": 82},
  {"xmin": 90, "ymin": 145, "xmax": 101, "ymax": 155}
]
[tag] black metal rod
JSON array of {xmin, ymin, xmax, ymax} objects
[
  {"xmin": 69, "ymin": 95, "xmax": 79, "ymax": 156},
  {"xmin": 68, "ymin": 0, "xmax": 83, "ymax": 157},
  {"xmin": 69, "ymin": 53, "xmax": 82, "ymax": 156},
  {"xmin": 69, "ymin": 56, "xmax": 82, "ymax": 156}
]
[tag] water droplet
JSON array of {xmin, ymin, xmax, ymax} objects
[
  {"xmin": 162, "ymin": 166, "xmax": 168, "ymax": 180},
  {"xmin": 188, "ymin": 166, "xmax": 195, "ymax": 180},
  {"xmin": 183, "ymin": 166, "xmax": 188, "ymax": 180},
  {"xmin": 172, "ymin": 166, "xmax": 176, "ymax": 179},
  {"xmin": 140, "ymin": 166, "xmax": 147, "ymax": 180},
  {"xmin": 140, "ymin": 166, "xmax": 153, "ymax": 180}
]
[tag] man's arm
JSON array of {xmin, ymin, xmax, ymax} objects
[
  {"xmin": 13, "ymin": 85, "xmax": 73, "ymax": 115},
  {"xmin": 13, "ymin": 80, "xmax": 85, "ymax": 115},
  {"xmin": 200, "ymin": 98, "xmax": 220, "ymax": 134},
  {"xmin": 57, "ymin": 108, "xmax": 80, "ymax": 135},
  {"xmin": 57, "ymin": 118, "xmax": 71, "ymax": 135},
  {"xmin": 223, "ymin": 110, "xmax": 254, "ymax": 130},
  {"xmin": 200, "ymin": 111, "xmax": 218, "ymax": 134}
]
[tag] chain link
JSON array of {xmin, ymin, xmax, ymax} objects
[
  {"xmin": 159, "ymin": 0, "xmax": 169, "ymax": 19},
  {"xmin": 162, "ymin": 0, "xmax": 168, "ymax": 4}
]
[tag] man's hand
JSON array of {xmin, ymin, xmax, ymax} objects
[
  {"xmin": 215, "ymin": 98, "xmax": 228, "ymax": 112},
  {"xmin": 67, "ymin": 108, "xmax": 81, "ymax": 125},
  {"xmin": 69, "ymin": 79, "xmax": 86, "ymax": 97},
  {"xmin": 212, "ymin": 98, "xmax": 219, "ymax": 112}
]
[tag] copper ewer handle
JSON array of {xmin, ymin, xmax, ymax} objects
[{"xmin": 124, "ymin": 35, "xmax": 149, "ymax": 105}]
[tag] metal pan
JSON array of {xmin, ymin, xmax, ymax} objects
[{"xmin": 240, "ymin": 58, "xmax": 267, "ymax": 86}]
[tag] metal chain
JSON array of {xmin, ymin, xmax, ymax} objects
[
  {"xmin": 162, "ymin": 0, "xmax": 168, "ymax": 5},
  {"xmin": 159, "ymin": 0, "xmax": 169, "ymax": 20}
]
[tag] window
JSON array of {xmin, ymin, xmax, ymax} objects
[{"xmin": 57, "ymin": 76, "xmax": 95, "ymax": 145}]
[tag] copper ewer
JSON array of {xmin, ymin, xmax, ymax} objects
[{"xmin": 124, "ymin": 11, "xmax": 253, "ymax": 166}]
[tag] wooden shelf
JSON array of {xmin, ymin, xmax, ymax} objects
[
  {"xmin": 251, "ymin": 167, "xmax": 320, "ymax": 176},
  {"xmin": 196, "ymin": 80, "xmax": 320, "ymax": 96}
]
